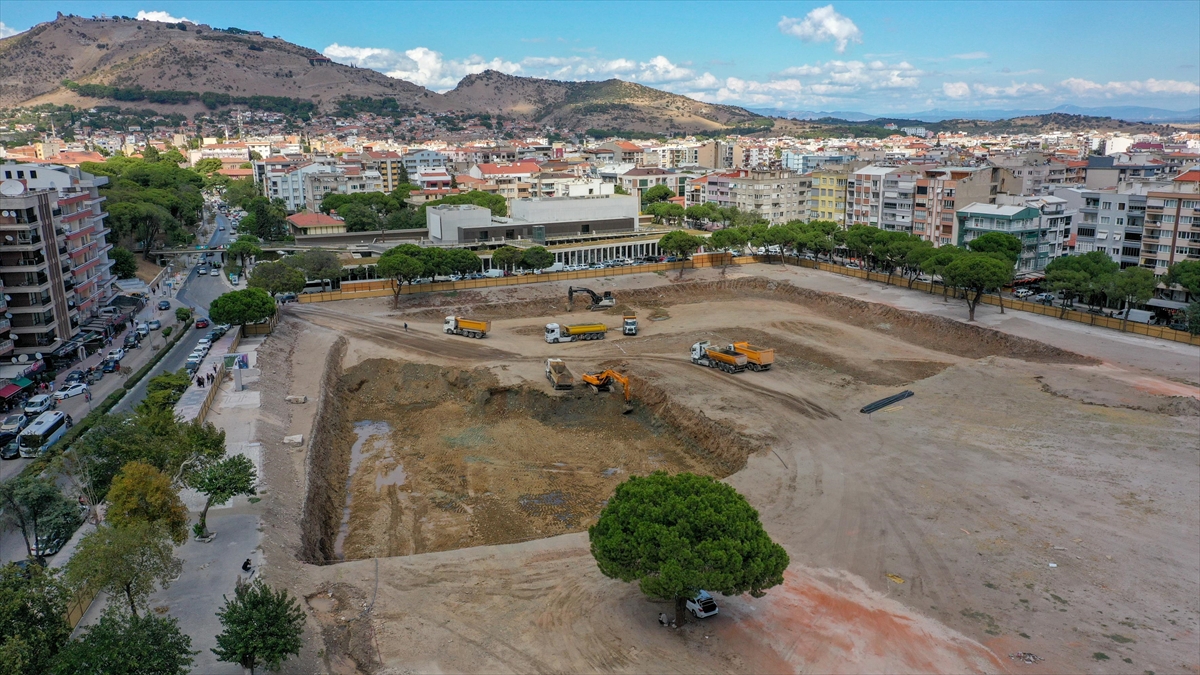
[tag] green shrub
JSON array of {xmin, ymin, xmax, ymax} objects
[{"xmin": 162, "ymin": 326, "xmax": 173, "ymax": 337}]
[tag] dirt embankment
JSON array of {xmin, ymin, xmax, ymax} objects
[
  {"xmin": 299, "ymin": 336, "xmax": 350, "ymax": 564},
  {"xmin": 403, "ymin": 277, "xmax": 1097, "ymax": 365}
]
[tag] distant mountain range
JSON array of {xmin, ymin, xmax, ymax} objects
[{"xmin": 753, "ymin": 105, "xmax": 1200, "ymax": 125}]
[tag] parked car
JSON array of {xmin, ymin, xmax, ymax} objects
[
  {"xmin": 106, "ymin": 348, "xmax": 126, "ymax": 362},
  {"xmin": 53, "ymin": 383, "xmax": 90, "ymax": 401},
  {"xmin": 124, "ymin": 333, "xmax": 141, "ymax": 349},
  {"xmin": 195, "ymin": 318, "xmax": 210, "ymax": 329},
  {"xmin": 101, "ymin": 359, "xmax": 120, "ymax": 373},
  {"xmin": 1013, "ymin": 288, "xmax": 1034, "ymax": 298},
  {"xmin": 31, "ymin": 532, "xmax": 67, "ymax": 558},
  {"xmin": 0, "ymin": 433, "xmax": 20, "ymax": 460},
  {"xmin": 157, "ymin": 300, "xmax": 171, "ymax": 311},
  {"xmin": 277, "ymin": 292, "xmax": 298, "ymax": 303},
  {"xmin": 137, "ymin": 323, "xmax": 150, "ymax": 338},
  {"xmin": 213, "ymin": 324, "xmax": 230, "ymax": 336},
  {"xmin": 64, "ymin": 370, "xmax": 87, "ymax": 385},
  {"xmin": 686, "ymin": 591, "xmax": 719, "ymax": 619},
  {"xmin": 845, "ymin": 262, "xmax": 862, "ymax": 270},
  {"xmin": 210, "ymin": 268, "xmax": 221, "ymax": 276},
  {"xmin": 24, "ymin": 395, "xmax": 55, "ymax": 414},
  {"xmin": 1033, "ymin": 292, "xmax": 1056, "ymax": 303},
  {"xmin": 196, "ymin": 337, "xmax": 212, "ymax": 350},
  {"xmin": 148, "ymin": 319, "xmax": 162, "ymax": 331},
  {"xmin": 0, "ymin": 414, "xmax": 28, "ymax": 434}
]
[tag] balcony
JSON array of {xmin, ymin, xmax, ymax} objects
[{"xmin": 0, "ymin": 338, "xmax": 13, "ymax": 357}]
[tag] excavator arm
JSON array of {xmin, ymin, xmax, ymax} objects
[
  {"xmin": 569, "ymin": 286, "xmax": 603, "ymax": 306},
  {"xmin": 581, "ymin": 369, "xmax": 632, "ymax": 403}
]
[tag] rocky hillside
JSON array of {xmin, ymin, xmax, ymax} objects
[
  {"xmin": 443, "ymin": 70, "xmax": 764, "ymax": 133},
  {"xmin": 0, "ymin": 15, "xmax": 765, "ymax": 135},
  {"xmin": 0, "ymin": 14, "xmax": 447, "ymax": 113}
]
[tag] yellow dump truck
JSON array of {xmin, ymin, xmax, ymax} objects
[
  {"xmin": 544, "ymin": 358, "xmax": 574, "ymax": 390},
  {"xmin": 690, "ymin": 340, "xmax": 748, "ymax": 373},
  {"xmin": 443, "ymin": 316, "xmax": 491, "ymax": 338},
  {"xmin": 544, "ymin": 322, "xmax": 607, "ymax": 343},
  {"xmin": 731, "ymin": 341, "xmax": 775, "ymax": 371},
  {"xmin": 623, "ymin": 313, "xmax": 638, "ymax": 336}
]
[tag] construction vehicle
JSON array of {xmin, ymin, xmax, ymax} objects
[
  {"xmin": 730, "ymin": 341, "xmax": 774, "ymax": 371},
  {"xmin": 623, "ymin": 313, "xmax": 638, "ymax": 336},
  {"xmin": 544, "ymin": 358, "xmax": 574, "ymax": 390},
  {"xmin": 568, "ymin": 287, "xmax": 616, "ymax": 311},
  {"xmin": 544, "ymin": 322, "xmax": 607, "ymax": 343},
  {"xmin": 443, "ymin": 316, "xmax": 491, "ymax": 338},
  {"xmin": 690, "ymin": 340, "xmax": 747, "ymax": 373},
  {"xmin": 580, "ymin": 369, "xmax": 633, "ymax": 412}
]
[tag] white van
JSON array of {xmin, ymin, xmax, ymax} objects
[
  {"xmin": 483, "ymin": 268, "xmax": 505, "ymax": 278},
  {"xmin": 1113, "ymin": 308, "xmax": 1156, "ymax": 324}
]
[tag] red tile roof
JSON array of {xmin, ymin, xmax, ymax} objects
[{"xmin": 287, "ymin": 213, "xmax": 342, "ymax": 227}]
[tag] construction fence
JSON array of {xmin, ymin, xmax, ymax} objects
[{"xmin": 296, "ymin": 251, "xmax": 1200, "ymax": 347}]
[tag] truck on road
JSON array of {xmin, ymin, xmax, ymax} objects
[
  {"xmin": 545, "ymin": 358, "xmax": 574, "ymax": 390},
  {"xmin": 690, "ymin": 341, "xmax": 747, "ymax": 373},
  {"xmin": 731, "ymin": 341, "xmax": 774, "ymax": 371},
  {"xmin": 545, "ymin": 323, "xmax": 607, "ymax": 343},
  {"xmin": 443, "ymin": 316, "xmax": 491, "ymax": 338},
  {"xmin": 623, "ymin": 313, "xmax": 638, "ymax": 336}
]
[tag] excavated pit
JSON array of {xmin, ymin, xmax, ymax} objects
[{"xmin": 302, "ymin": 358, "xmax": 755, "ymax": 563}]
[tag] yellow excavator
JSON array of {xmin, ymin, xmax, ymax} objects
[{"xmin": 580, "ymin": 369, "xmax": 633, "ymax": 413}]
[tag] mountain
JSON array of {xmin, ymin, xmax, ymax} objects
[
  {"xmin": 758, "ymin": 104, "xmax": 1200, "ymax": 124},
  {"xmin": 0, "ymin": 15, "xmax": 763, "ymax": 135},
  {"xmin": 0, "ymin": 14, "xmax": 447, "ymax": 113},
  {"xmin": 443, "ymin": 70, "xmax": 763, "ymax": 133}
]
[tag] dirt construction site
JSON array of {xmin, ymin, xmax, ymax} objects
[{"xmin": 251, "ymin": 264, "xmax": 1199, "ymax": 674}]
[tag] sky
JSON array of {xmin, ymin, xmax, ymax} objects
[{"xmin": 3, "ymin": 1, "xmax": 1199, "ymax": 113}]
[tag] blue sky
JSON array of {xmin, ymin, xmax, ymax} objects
[{"xmin": 4, "ymin": 1, "xmax": 1199, "ymax": 112}]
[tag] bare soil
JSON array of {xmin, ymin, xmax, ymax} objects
[{"xmin": 257, "ymin": 268, "xmax": 1198, "ymax": 675}]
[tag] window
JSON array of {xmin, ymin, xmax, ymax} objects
[
  {"xmin": 2, "ymin": 171, "xmax": 9, "ymax": 179},
  {"xmin": 1164, "ymin": 199, "xmax": 1178, "ymax": 208},
  {"xmin": 1158, "ymin": 244, "xmax": 1171, "ymax": 253},
  {"xmin": 1116, "ymin": 218, "xmax": 1124, "ymax": 226},
  {"xmin": 1102, "ymin": 202, "xmax": 1112, "ymax": 210},
  {"xmin": 1101, "ymin": 216, "xmax": 1111, "ymax": 224},
  {"xmin": 581, "ymin": 224, "xmax": 590, "ymax": 234},
  {"xmin": 16, "ymin": 171, "xmax": 24, "ymax": 179},
  {"xmin": 1177, "ymin": 247, "xmax": 1189, "ymax": 255},
  {"xmin": 29, "ymin": 171, "xmax": 37, "ymax": 179},
  {"xmin": 1077, "ymin": 227, "xmax": 1096, "ymax": 237},
  {"xmin": 1182, "ymin": 200, "xmax": 1199, "ymax": 209}
]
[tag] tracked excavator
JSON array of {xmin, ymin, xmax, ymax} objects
[
  {"xmin": 568, "ymin": 287, "xmax": 616, "ymax": 311},
  {"xmin": 580, "ymin": 369, "xmax": 634, "ymax": 413}
]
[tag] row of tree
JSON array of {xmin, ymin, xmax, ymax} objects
[
  {"xmin": 1, "ymin": 369, "xmax": 305, "ymax": 674},
  {"xmin": 80, "ymin": 155, "xmax": 207, "ymax": 258}
]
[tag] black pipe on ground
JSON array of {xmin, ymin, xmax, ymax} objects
[{"xmin": 860, "ymin": 390, "xmax": 914, "ymax": 414}]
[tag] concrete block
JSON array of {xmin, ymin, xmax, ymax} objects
[
  {"xmin": 282, "ymin": 434, "xmax": 304, "ymax": 445},
  {"xmin": 285, "ymin": 395, "xmax": 307, "ymax": 404}
]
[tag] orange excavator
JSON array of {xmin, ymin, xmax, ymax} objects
[{"xmin": 580, "ymin": 369, "xmax": 633, "ymax": 412}]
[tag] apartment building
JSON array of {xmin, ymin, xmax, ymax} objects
[
  {"xmin": 915, "ymin": 167, "xmax": 1009, "ymax": 245},
  {"xmin": 783, "ymin": 151, "xmax": 856, "ymax": 175},
  {"xmin": 597, "ymin": 141, "xmax": 644, "ymax": 166},
  {"xmin": 644, "ymin": 145, "xmax": 700, "ymax": 169},
  {"xmin": 468, "ymin": 162, "xmax": 540, "ymax": 202},
  {"xmin": 849, "ymin": 165, "xmax": 922, "ymax": 233},
  {"xmin": 618, "ymin": 168, "xmax": 690, "ymax": 204},
  {"xmin": 956, "ymin": 203, "xmax": 1056, "ymax": 271},
  {"xmin": 990, "ymin": 152, "xmax": 1069, "ymax": 195},
  {"xmin": 729, "ymin": 169, "xmax": 807, "ymax": 225},
  {"xmin": 302, "ymin": 166, "xmax": 384, "ymax": 212},
  {"xmin": 995, "ymin": 194, "xmax": 1074, "ymax": 266},
  {"xmin": 1084, "ymin": 154, "xmax": 1170, "ymax": 189},
  {"xmin": 0, "ymin": 163, "xmax": 115, "ymax": 356},
  {"xmin": 529, "ymin": 174, "xmax": 612, "ymax": 199},
  {"xmin": 697, "ymin": 140, "xmax": 734, "ymax": 170},
  {"xmin": 1141, "ymin": 168, "xmax": 1200, "ymax": 274},
  {"xmin": 806, "ymin": 165, "xmax": 859, "ymax": 226},
  {"xmin": 400, "ymin": 149, "xmax": 448, "ymax": 175},
  {"xmin": 265, "ymin": 162, "xmax": 331, "ymax": 212},
  {"xmin": 731, "ymin": 142, "xmax": 773, "ymax": 170},
  {"xmin": 354, "ymin": 151, "xmax": 408, "ymax": 192},
  {"xmin": 1054, "ymin": 184, "xmax": 1149, "ymax": 268}
]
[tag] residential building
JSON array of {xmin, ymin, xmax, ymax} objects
[
  {"xmin": 956, "ymin": 203, "xmax": 1055, "ymax": 271},
  {"xmin": 355, "ymin": 151, "xmax": 409, "ymax": 192},
  {"xmin": 915, "ymin": 166, "xmax": 1009, "ymax": 245},
  {"xmin": 301, "ymin": 166, "xmax": 384, "ymax": 212},
  {"xmin": 849, "ymin": 165, "xmax": 922, "ymax": 233},
  {"xmin": 468, "ymin": 162, "xmax": 540, "ymax": 202},
  {"xmin": 1084, "ymin": 154, "xmax": 1170, "ymax": 189},
  {"xmin": 187, "ymin": 142, "xmax": 250, "ymax": 166},
  {"xmin": 731, "ymin": 142, "xmax": 773, "ymax": 169},
  {"xmin": 597, "ymin": 141, "xmax": 644, "ymax": 166},
  {"xmin": 697, "ymin": 140, "xmax": 733, "ymax": 169},
  {"xmin": 400, "ymin": 149, "xmax": 448, "ymax": 175},
  {"xmin": 995, "ymin": 194, "xmax": 1074, "ymax": 265},
  {"xmin": 265, "ymin": 162, "xmax": 328, "ymax": 212},
  {"xmin": 644, "ymin": 145, "xmax": 700, "ymax": 169},
  {"xmin": 783, "ymin": 151, "xmax": 856, "ymax": 175},
  {"xmin": 529, "ymin": 174, "xmax": 612, "ymax": 198},
  {"xmin": 990, "ymin": 152, "xmax": 1069, "ymax": 195},
  {"xmin": 1054, "ymin": 184, "xmax": 1149, "ymax": 268},
  {"xmin": 729, "ymin": 169, "xmax": 807, "ymax": 225},
  {"xmin": 806, "ymin": 166, "xmax": 853, "ymax": 226},
  {"xmin": 618, "ymin": 167, "xmax": 690, "ymax": 204},
  {"xmin": 0, "ymin": 162, "xmax": 115, "ymax": 356},
  {"xmin": 1141, "ymin": 168, "xmax": 1200, "ymax": 274}
]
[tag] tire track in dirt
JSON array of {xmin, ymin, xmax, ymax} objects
[{"xmin": 290, "ymin": 304, "xmax": 515, "ymax": 361}]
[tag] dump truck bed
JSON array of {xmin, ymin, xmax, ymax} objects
[
  {"xmin": 732, "ymin": 341, "xmax": 775, "ymax": 366},
  {"xmin": 545, "ymin": 359, "xmax": 574, "ymax": 389},
  {"xmin": 457, "ymin": 318, "xmax": 491, "ymax": 332},
  {"xmin": 706, "ymin": 347, "xmax": 748, "ymax": 366},
  {"xmin": 562, "ymin": 323, "xmax": 608, "ymax": 335}
]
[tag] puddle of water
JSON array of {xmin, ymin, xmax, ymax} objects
[
  {"xmin": 602, "ymin": 467, "xmax": 621, "ymax": 477},
  {"xmin": 334, "ymin": 420, "xmax": 393, "ymax": 560},
  {"xmin": 375, "ymin": 461, "xmax": 406, "ymax": 490}
]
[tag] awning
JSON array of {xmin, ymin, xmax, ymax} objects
[
  {"xmin": 1146, "ymin": 297, "xmax": 1189, "ymax": 311},
  {"xmin": 12, "ymin": 377, "xmax": 33, "ymax": 390},
  {"xmin": 0, "ymin": 384, "xmax": 21, "ymax": 399}
]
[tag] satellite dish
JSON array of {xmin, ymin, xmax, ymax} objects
[
  {"xmin": 34, "ymin": 352, "xmax": 42, "ymax": 360},
  {"xmin": 3, "ymin": 295, "xmax": 9, "ymax": 301},
  {"xmin": 0, "ymin": 180, "xmax": 25, "ymax": 196},
  {"xmin": 0, "ymin": 211, "xmax": 9, "ymax": 217},
  {"xmin": 17, "ymin": 354, "xmax": 28, "ymax": 363},
  {"xmin": 4, "ymin": 236, "xmax": 12, "ymax": 242},
  {"xmin": 3, "ymin": 313, "xmax": 10, "ymax": 319},
  {"xmin": 9, "ymin": 357, "xmax": 16, "ymax": 364}
]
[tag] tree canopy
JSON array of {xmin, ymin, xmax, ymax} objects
[
  {"xmin": 967, "ymin": 231, "xmax": 1023, "ymax": 265},
  {"xmin": 0, "ymin": 475, "xmax": 80, "ymax": 560},
  {"xmin": 105, "ymin": 461, "xmax": 189, "ymax": 545},
  {"xmin": 1165, "ymin": 260, "xmax": 1200, "ymax": 296},
  {"xmin": 641, "ymin": 184, "xmax": 675, "ymax": 205},
  {"xmin": 51, "ymin": 608, "xmax": 197, "ymax": 675},
  {"xmin": 190, "ymin": 455, "xmax": 257, "ymax": 539},
  {"xmin": 1044, "ymin": 250, "xmax": 1119, "ymax": 308},
  {"xmin": 0, "ymin": 561, "xmax": 71, "ymax": 675},
  {"xmin": 248, "ymin": 261, "xmax": 306, "ymax": 297},
  {"xmin": 208, "ymin": 288, "xmax": 277, "ymax": 325},
  {"xmin": 65, "ymin": 522, "xmax": 183, "ymax": 618},
  {"xmin": 109, "ymin": 247, "xmax": 139, "ymax": 279},
  {"xmin": 283, "ymin": 249, "xmax": 341, "ymax": 281},
  {"xmin": 520, "ymin": 246, "xmax": 555, "ymax": 270},
  {"xmin": 213, "ymin": 578, "xmax": 306, "ymax": 675},
  {"xmin": 942, "ymin": 252, "xmax": 1015, "ymax": 320},
  {"xmin": 589, "ymin": 472, "xmax": 789, "ymax": 624},
  {"xmin": 81, "ymin": 156, "xmax": 206, "ymax": 255}
]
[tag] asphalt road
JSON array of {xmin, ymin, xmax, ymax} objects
[{"xmin": 1, "ymin": 209, "xmax": 234, "ymax": 560}]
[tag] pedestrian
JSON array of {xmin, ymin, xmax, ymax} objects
[
  {"xmin": 241, "ymin": 558, "xmax": 253, "ymax": 572},
  {"xmin": 658, "ymin": 613, "xmax": 668, "ymax": 627},
  {"xmin": 404, "ymin": 322, "xmax": 408, "ymax": 332},
  {"xmin": 196, "ymin": 377, "xmax": 204, "ymax": 388},
  {"xmin": 85, "ymin": 390, "xmax": 92, "ymax": 402}
]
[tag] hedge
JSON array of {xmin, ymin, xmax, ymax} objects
[{"xmin": 17, "ymin": 320, "xmax": 194, "ymax": 480}]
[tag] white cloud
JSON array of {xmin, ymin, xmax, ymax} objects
[
  {"xmin": 779, "ymin": 5, "xmax": 863, "ymax": 53},
  {"xmin": 1061, "ymin": 77, "xmax": 1200, "ymax": 97},
  {"xmin": 942, "ymin": 82, "xmax": 971, "ymax": 99},
  {"xmin": 135, "ymin": 10, "xmax": 190, "ymax": 23},
  {"xmin": 780, "ymin": 60, "xmax": 923, "ymax": 90},
  {"xmin": 324, "ymin": 44, "xmax": 520, "ymax": 91},
  {"xmin": 952, "ymin": 51, "xmax": 989, "ymax": 60},
  {"xmin": 0, "ymin": 22, "xmax": 19, "ymax": 38},
  {"xmin": 637, "ymin": 55, "xmax": 695, "ymax": 83}
]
